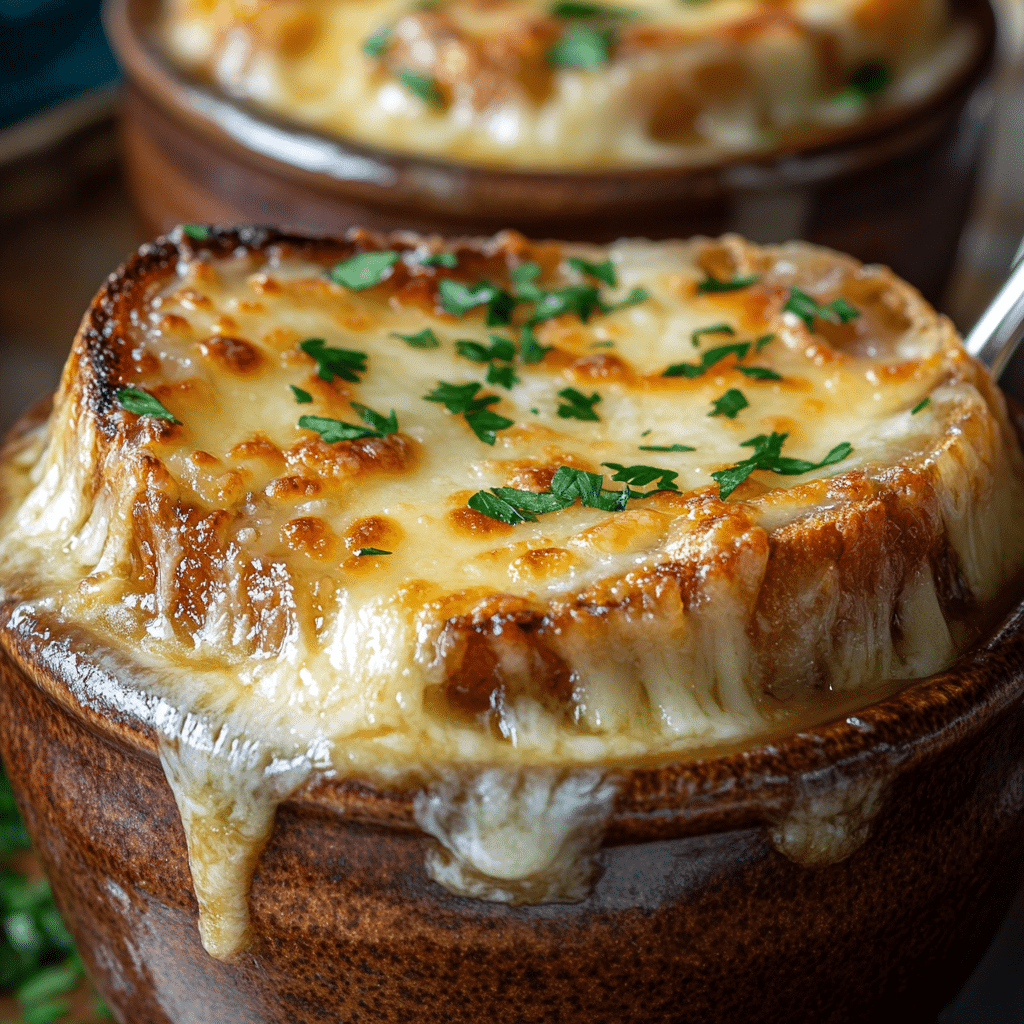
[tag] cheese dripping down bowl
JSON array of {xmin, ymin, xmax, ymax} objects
[
  {"xmin": 3, "ymin": 225, "xmax": 1024, "ymax": 1023},
  {"xmin": 105, "ymin": 0, "xmax": 996, "ymax": 305}
]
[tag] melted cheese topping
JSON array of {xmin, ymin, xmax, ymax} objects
[
  {"xmin": 160, "ymin": 0, "xmax": 970, "ymax": 169},
  {"xmin": 2, "ymin": 229, "xmax": 1023, "ymax": 956}
]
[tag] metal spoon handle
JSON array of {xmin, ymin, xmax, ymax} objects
[{"xmin": 964, "ymin": 242, "xmax": 1024, "ymax": 379}]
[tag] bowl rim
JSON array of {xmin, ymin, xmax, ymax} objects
[
  {"xmin": 2, "ymin": 223, "xmax": 1023, "ymax": 847},
  {"xmin": 103, "ymin": 0, "xmax": 997, "ymax": 207}
]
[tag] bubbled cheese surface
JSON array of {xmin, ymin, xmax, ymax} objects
[
  {"xmin": 159, "ymin": 0, "xmax": 971, "ymax": 168},
  {"xmin": 2, "ymin": 228, "xmax": 1023, "ymax": 954}
]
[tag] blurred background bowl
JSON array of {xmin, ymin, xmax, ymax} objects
[{"xmin": 106, "ymin": 0, "xmax": 996, "ymax": 305}]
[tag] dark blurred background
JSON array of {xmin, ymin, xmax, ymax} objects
[{"xmin": 0, "ymin": 0, "xmax": 1023, "ymax": 1020}]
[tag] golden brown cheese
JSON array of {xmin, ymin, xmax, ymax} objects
[
  {"xmin": 2, "ymin": 226, "xmax": 1023, "ymax": 954},
  {"xmin": 159, "ymin": 0, "xmax": 971, "ymax": 168}
]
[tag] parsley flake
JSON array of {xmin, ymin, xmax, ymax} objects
[
  {"xmin": 440, "ymin": 279, "xmax": 516, "ymax": 325},
  {"xmin": 639, "ymin": 443, "xmax": 695, "ymax": 452},
  {"xmin": 521, "ymin": 324, "xmax": 551, "ymax": 363},
  {"xmin": 393, "ymin": 328, "xmax": 441, "ymax": 349},
  {"xmin": 696, "ymin": 272, "xmax": 760, "ymax": 294},
  {"xmin": 362, "ymin": 25, "xmax": 391, "ymax": 56},
  {"xmin": 182, "ymin": 224, "xmax": 211, "ymax": 241},
  {"xmin": 468, "ymin": 491, "xmax": 538, "ymax": 524},
  {"xmin": 738, "ymin": 366, "xmax": 783, "ymax": 381},
  {"xmin": 911, "ymin": 397, "xmax": 931, "ymax": 414},
  {"xmin": 846, "ymin": 60, "xmax": 892, "ymax": 99},
  {"xmin": 567, "ymin": 256, "xmax": 617, "ymax": 286},
  {"xmin": 423, "ymin": 381, "xmax": 513, "ymax": 443},
  {"xmin": 487, "ymin": 364, "xmax": 520, "ymax": 389},
  {"xmin": 783, "ymin": 288, "xmax": 861, "ymax": 333},
  {"xmin": 455, "ymin": 335, "xmax": 516, "ymax": 363},
  {"xmin": 755, "ymin": 333, "xmax": 776, "ymax": 352},
  {"xmin": 115, "ymin": 387, "xmax": 180, "ymax": 423},
  {"xmin": 355, "ymin": 547, "xmax": 392, "ymax": 556},
  {"xmin": 557, "ymin": 387, "xmax": 601, "ymax": 421},
  {"xmin": 291, "ymin": 385, "xmax": 313, "ymax": 404},
  {"xmin": 711, "ymin": 432, "xmax": 854, "ymax": 499},
  {"xmin": 398, "ymin": 69, "xmax": 445, "ymax": 105},
  {"xmin": 550, "ymin": 0, "xmax": 632, "ymax": 17},
  {"xmin": 710, "ymin": 388, "xmax": 748, "ymax": 418},
  {"xmin": 329, "ymin": 251, "xmax": 400, "ymax": 290},
  {"xmin": 664, "ymin": 341, "xmax": 749, "ymax": 378},
  {"xmin": 602, "ymin": 462, "xmax": 679, "ymax": 491},
  {"xmin": 549, "ymin": 23, "xmax": 615, "ymax": 68},
  {"xmin": 351, "ymin": 402, "xmax": 398, "ymax": 434},
  {"xmin": 601, "ymin": 285, "xmax": 649, "ymax": 314},
  {"xmin": 421, "ymin": 251, "xmax": 458, "ymax": 268},
  {"xmin": 691, "ymin": 323, "xmax": 735, "ymax": 348},
  {"xmin": 299, "ymin": 338, "xmax": 368, "ymax": 383},
  {"xmin": 299, "ymin": 415, "xmax": 382, "ymax": 442}
]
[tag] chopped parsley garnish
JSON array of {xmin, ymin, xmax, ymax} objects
[
  {"xmin": 846, "ymin": 60, "xmax": 892, "ymax": 99},
  {"xmin": 362, "ymin": 25, "xmax": 391, "ymax": 56},
  {"xmin": 182, "ymin": 223, "xmax": 211, "ymax": 241},
  {"xmin": 664, "ymin": 341, "xmax": 749, "ymax": 378},
  {"xmin": 468, "ymin": 463, "xmax": 676, "ymax": 524},
  {"xmin": 455, "ymin": 335, "xmax": 516, "ymax": 363},
  {"xmin": 329, "ymin": 251, "xmax": 400, "ymax": 290},
  {"xmin": 520, "ymin": 323, "xmax": 551, "ymax": 363},
  {"xmin": 549, "ymin": 23, "xmax": 615, "ymax": 68},
  {"xmin": 602, "ymin": 462, "xmax": 679, "ymax": 490},
  {"xmin": 393, "ymin": 328, "xmax": 441, "ymax": 349},
  {"xmin": 440, "ymin": 279, "xmax": 516, "ymax": 325},
  {"xmin": 639, "ymin": 443, "xmax": 695, "ymax": 452},
  {"xmin": 421, "ymin": 251, "xmax": 458, "ymax": 268},
  {"xmin": 299, "ymin": 338, "xmax": 368, "ymax": 383},
  {"xmin": 351, "ymin": 402, "xmax": 398, "ymax": 434},
  {"xmin": 423, "ymin": 381, "xmax": 513, "ymax": 443},
  {"xmin": 783, "ymin": 288, "xmax": 861, "ymax": 333},
  {"xmin": 710, "ymin": 388, "xmax": 748, "ymax": 418},
  {"xmin": 738, "ymin": 366, "xmax": 783, "ymax": 381},
  {"xmin": 115, "ymin": 387, "xmax": 180, "ymax": 423},
  {"xmin": 398, "ymin": 69, "xmax": 445, "ymax": 105},
  {"xmin": 550, "ymin": 0, "xmax": 632, "ymax": 17},
  {"xmin": 487, "ymin": 364, "xmax": 520, "ymax": 389},
  {"xmin": 557, "ymin": 387, "xmax": 601, "ymax": 421},
  {"xmin": 711, "ymin": 432, "xmax": 854, "ymax": 499},
  {"xmin": 755, "ymin": 333, "xmax": 776, "ymax": 352},
  {"xmin": 355, "ymin": 547, "xmax": 392, "ymax": 556},
  {"xmin": 691, "ymin": 323, "xmax": 735, "ymax": 348},
  {"xmin": 695, "ymin": 272, "xmax": 760, "ymax": 294},
  {"xmin": 567, "ymin": 256, "xmax": 617, "ymax": 286},
  {"xmin": 911, "ymin": 397, "xmax": 931, "ymax": 414},
  {"xmin": 601, "ymin": 285, "xmax": 650, "ymax": 314},
  {"xmin": 299, "ymin": 415, "xmax": 383, "ymax": 442},
  {"xmin": 299, "ymin": 401, "xmax": 399, "ymax": 442},
  {"xmin": 291, "ymin": 385, "xmax": 313, "ymax": 403},
  {"xmin": 512, "ymin": 261, "xmax": 544, "ymax": 300},
  {"xmin": 591, "ymin": 340, "xmax": 615, "ymax": 349},
  {"xmin": 531, "ymin": 284, "xmax": 604, "ymax": 324}
]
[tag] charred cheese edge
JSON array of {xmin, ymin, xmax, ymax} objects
[
  {"xmin": 159, "ymin": 0, "xmax": 974, "ymax": 169},
  {"xmin": 2, "ymin": 226, "xmax": 1023, "ymax": 956}
]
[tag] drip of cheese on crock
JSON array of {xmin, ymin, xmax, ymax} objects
[
  {"xmin": 2, "ymin": 232, "xmax": 1023, "ymax": 955},
  {"xmin": 159, "ymin": 0, "xmax": 969, "ymax": 169}
]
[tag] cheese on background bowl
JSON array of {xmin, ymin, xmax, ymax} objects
[
  {"xmin": 1, "ymin": 226, "xmax": 1023, "ymax": 967},
  {"xmin": 158, "ymin": 0, "xmax": 974, "ymax": 169}
]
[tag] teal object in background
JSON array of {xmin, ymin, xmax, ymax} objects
[{"xmin": 0, "ymin": 0, "xmax": 118, "ymax": 130}]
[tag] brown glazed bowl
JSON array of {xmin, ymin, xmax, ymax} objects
[
  {"xmin": 104, "ymin": 0, "xmax": 997, "ymax": 306},
  {"xmin": 2, "ymin": 564, "xmax": 1024, "ymax": 1021}
]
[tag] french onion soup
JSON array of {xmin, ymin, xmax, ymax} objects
[
  {"xmin": 159, "ymin": 0, "xmax": 975, "ymax": 169},
  {"xmin": 1, "ymin": 226, "xmax": 1021, "ymax": 959}
]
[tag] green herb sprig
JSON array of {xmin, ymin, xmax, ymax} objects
[
  {"xmin": 557, "ymin": 387, "xmax": 601, "ymax": 421},
  {"xmin": 299, "ymin": 338, "xmax": 368, "ymax": 384},
  {"xmin": 423, "ymin": 381, "xmax": 514, "ymax": 444},
  {"xmin": 710, "ymin": 388, "xmax": 748, "ymax": 418},
  {"xmin": 329, "ymin": 251, "xmax": 400, "ymax": 291},
  {"xmin": 711, "ymin": 432, "xmax": 853, "ymax": 499},
  {"xmin": 115, "ymin": 387, "xmax": 180, "ymax": 423},
  {"xmin": 783, "ymin": 288, "xmax": 860, "ymax": 333}
]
